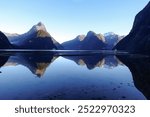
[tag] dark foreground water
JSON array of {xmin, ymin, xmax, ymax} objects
[{"xmin": 0, "ymin": 51, "xmax": 149, "ymax": 100}]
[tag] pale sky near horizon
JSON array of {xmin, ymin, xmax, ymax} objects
[{"xmin": 0, "ymin": 0, "xmax": 149, "ymax": 42}]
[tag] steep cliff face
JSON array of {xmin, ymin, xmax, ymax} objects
[
  {"xmin": 114, "ymin": 2, "xmax": 150, "ymax": 55},
  {"xmin": 0, "ymin": 31, "xmax": 12, "ymax": 49}
]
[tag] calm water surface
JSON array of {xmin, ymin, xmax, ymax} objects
[{"xmin": 0, "ymin": 51, "xmax": 149, "ymax": 100}]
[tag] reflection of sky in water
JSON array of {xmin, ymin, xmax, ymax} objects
[{"xmin": 0, "ymin": 56, "xmax": 146, "ymax": 100}]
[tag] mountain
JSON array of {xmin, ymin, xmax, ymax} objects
[
  {"xmin": 62, "ymin": 31, "xmax": 106, "ymax": 50},
  {"xmin": 114, "ymin": 2, "xmax": 150, "ymax": 55},
  {"xmin": 81, "ymin": 31, "xmax": 106, "ymax": 50},
  {"xmin": 62, "ymin": 31, "xmax": 123, "ymax": 50},
  {"xmin": 104, "ymin": 32, "xmax": 125, "ymax": 49},
  {"xmin": 0, "ymin": 31, "xmax": 12, "ymax": 49},
  {"xmin": 5, "ymin": 22, "xmax": 63, "ymax": 49}
]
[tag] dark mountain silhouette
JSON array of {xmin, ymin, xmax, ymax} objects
[
  {"xmin": 62, "ymin": 31, "xmax": 123, "ymax": 50},
  {"xmin": 117, "ymin": 55, "xmax": 150, "ymax": 99},
  {"xmin": 114, "ymin": 2, "xmax": 150, "ymax": 55},
  {"xmin": 0, "ymin": 31, "xmax": 12, "ymax": 49}
]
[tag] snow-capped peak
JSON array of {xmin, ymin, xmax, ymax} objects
[{"xmin": 104, "ymin": 32, "xmax": 116, "ymax": 37}]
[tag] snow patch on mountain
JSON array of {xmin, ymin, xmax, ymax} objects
[{"xmin": 104, "ymin": 32, "xmax": 116, "ymax": 37}]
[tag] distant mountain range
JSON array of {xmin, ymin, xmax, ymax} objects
[{"xmin": 62, "ymin": 31, "xmax": 124, "ymax": 50}]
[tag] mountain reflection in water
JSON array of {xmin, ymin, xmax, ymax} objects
[
  {"xmin": 0, "ymin": 51, "xmax": 149, "ymax": 100},
  {"xmin": 117, "ymin": 55, "xmax": 150, "ymax": 100},
  {"xmin": 3, "ymin": 52, "xmax": 57, "ymax": 77}
]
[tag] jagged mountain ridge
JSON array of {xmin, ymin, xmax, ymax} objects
[{"xmin": 1, "ymin": 22, "xmax": 124, "ymax": 50}]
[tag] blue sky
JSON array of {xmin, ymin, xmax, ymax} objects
[{"xmin": 0, "ymin": 0, "xmax": 149, "ymax": 42}]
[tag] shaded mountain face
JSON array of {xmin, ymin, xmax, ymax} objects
[
  {"xmin": 62, "ymin": 31, "xmax": 123, "ymax": 50},
  {"xmin": 6, "ymin": 22, "xmax": 63, "ymax": 49},
  {"xmin": 0, "ymin": 31, "xmax": 12, "ymax": 49},
  {"xmin": 117, "ymin": 55, "xmax": 150, "ymax": 99},
  {"xmin": 114, "ymin": 2, "xmax": 150, "ymax": 55}
]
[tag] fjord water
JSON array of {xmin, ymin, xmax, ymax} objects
[{"xmin": 0, "ymin": 51, "xmax": 149, "ymax": 100}]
